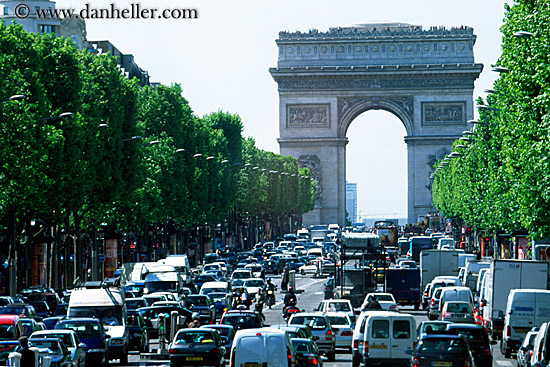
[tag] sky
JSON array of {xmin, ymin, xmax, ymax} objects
[{"xmin": 55, "ymin": 0, "xmax": 510, "ymax": 220}]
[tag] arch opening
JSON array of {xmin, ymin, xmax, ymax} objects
[{"xmin": 345, "ymin": 109, "xmax": 407, "ymax": 226}]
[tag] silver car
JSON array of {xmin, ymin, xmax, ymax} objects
[
  {"xmin": 288, "ymin": 312, "xmax": 337, "ymax": 361},
  {"xmin": 427, "ymin": 288, "xmax": 444, "ymax": 320},
  {"xmin": 30, "ymin": 329, "xmax": 87, "ymax": 367}
]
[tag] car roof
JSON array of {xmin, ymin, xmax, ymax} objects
[
  {"xmin": 446, "ymin": 324, "xmax": 483, "ymax": 330},
  {"xmin": 57, "ymin": 317, "xmax": 100, "ymax": 323},
  {"xmin": 420, "ymin": 334, "xmax": 463, "ymax": 340}
]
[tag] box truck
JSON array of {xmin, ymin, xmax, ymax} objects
[
  {"xmin": 420, "ymin": 250, "xmax": 460, "ymax": 291},
  {"xmin": 385, "ymin": 268, "xmax": 421, "ymax": 310},
  {"xmin": 481, "ymin": 259, "xmax": 549, "ymax": 339}
]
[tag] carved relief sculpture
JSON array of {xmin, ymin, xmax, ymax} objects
[
  {"xmin": 422, "ymin": 102, "xmax": 465, "ymax": 125},
  {"xmin": 287, "ymin": 104, "xmax": 330, "ymax": 127}
]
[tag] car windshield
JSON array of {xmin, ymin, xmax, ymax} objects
[
  {"xmin": 0, "ymin": 307, "xmax": 27, "ymax": 315},
  {"xmin": 327, "ymin": 302, "xmax": 351, "ymax": 311},
  {"xmin": 376, "ymin": 295, "xmax": 394, "ymax": 302},
  {"xmin": 421, "ymin": 323, "xmax": 449, "ymax": 333},
  {"xmin": 290, "ymin": 316, "xmax": 327, "ymax": 330},
  {"xmin": 419, "ymin": 339, "xmax": 466, "ymax": 354},
  {"xmin": 221, "ymin": 314, "xmax": 260, "ymax": 328},
  {"xmin": 188, "ymin": 297, "xmax": 208, "ymax": 306},
  {"xmin": 127, "ymin": 299, "xmax": 146, "ymax": 309},
  {"xmin": 175, "ymin": 330, "xmax": 215, "ymax": 344},
  {"xmin": 293, "ymin": 340, "xmax": 312, "ymax": 353},
  {"xmin": 0, "ymin": 325, "xmax": 16, "ymax": 340},
  {"xmin": 30, "ymin": 340, "xmax": 61, "ymax": 352},
  {"xmin": 68, "ymin": 306, "xmax": 123, "ymax": 325},
  {"xmin": 328, "ymin": 316, "xmax": 349, "ymax": 326},
  {"xmin": 204, "ymin": 327, "xmax": 230, "ymax": 337},
  {"xmin": 452, "ymin": 328, "xmax": 487, "ymax": 342},
  {"xmin": 446, "ymin": 303, "xmax": 471, "ymax": 313},
  {"xmin": 57, "ymin": 322, "xmax": 102, "ymax": 338},
  {"xmin": 145, "ymin": 281, "xmax": 178, "ymax": 293},
  {"xmin": 209, "ymin": 294, "xmax": 226, "ymax": 303},
  {"xmin": 32, "ymin": 333, "xmax": 74, "ymax": 348},
  {"xmin": 244, "ymin": 280, "xmax": 264, "ymax": 287}
]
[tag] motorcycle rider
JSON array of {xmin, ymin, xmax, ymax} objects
[
  {"xmin": 264, "ymin": 278, "xmax": 276, "ymax": 309},
  {"xmin": 283, "ymin": 286, "xmax": 298, "ymax": 319}
]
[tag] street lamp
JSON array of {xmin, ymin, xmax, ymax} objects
[
  {"xmin": 513, "ymin": 31, "xmax": 533, "ymax": 39},
  {"xmin": 206, "ymin": 156, "xmax": 215, "ymax": 161},
  {"xmin": 122, "ymin": 135, "xmax": 142, "ymax": 142},
  {"xmin": 492, "ymin": 66, "xmax": 510, "ymax": 73},
  {"xmin": 1, "ymin": 94, "xmax": 26, "ymax": 103},
  {"xmin": 193, "ymin": 154, "xmax": 203, "ymax": 158},
  {"xmin": 176, "ymin": 148, "xmax": 185, "ymax": 153},
  {"xmin": 42, "ymin": 112, "xmax": 74, "ymax": 121},
  {"xmin": 477, "ymin": 105, "xmax": 500, "ymax": 112},
  {"xmin": 221, "ymin": 159, "xmax": 229, "ymax": 163}
]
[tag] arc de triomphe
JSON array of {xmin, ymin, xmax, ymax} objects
[{"xmin": 270, "ymin": 23, "xmax": 483, "ymax": 226}]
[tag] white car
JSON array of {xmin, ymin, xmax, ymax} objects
[
  {"xmin": 361, "ymin": 292, "xmax": 398, "ymax": 311},
  {"xmin": 299, "ymin": 260, "xmax": 319, "ymax": 275},
  {"xmin": 244, "ymin": 263, "xmax": 263, "ymax": 278},
  {"xmin": 326, "ymin": 312, "xmax": 354, "ymax": 350},
  {"xmin": 242, "ymin": 278, "xmax": 266, "ymax": 298}
]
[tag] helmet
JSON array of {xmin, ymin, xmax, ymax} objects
[
  {"xmin": 289, "ymin": 286, "xmax": 294, "ymax": 291},
  {"xmin": 267, "ymin": 278, "xmax": 271, "ymax": 282}
]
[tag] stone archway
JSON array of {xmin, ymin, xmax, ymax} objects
[{"xmin": 270, "ymin": 23, "xmax": 483, "ymax": 225}]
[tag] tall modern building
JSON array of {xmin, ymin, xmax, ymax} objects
[{"xmin": 346, "ymin": 182, "xmax": 357, "ymax": 225}]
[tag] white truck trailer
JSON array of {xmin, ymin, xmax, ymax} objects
[
  {"xmin": 420, "ymin": 250, "xmax": 461, "ymax": 291},
  {"xmin": 481, "ymin": 259, "xmax": 549, "ymax": 340}
]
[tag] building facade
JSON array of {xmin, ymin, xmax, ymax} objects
[{"xmin": 346, "ymin": 181, "xmax": 357, "ymax": 225}]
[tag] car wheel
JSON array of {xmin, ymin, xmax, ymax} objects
[
  {"xmin": 327, "ymin": 351, "xmax": 336, "ymax": 362},
  {"xmin": 414, "ymin": 304, "xmax": 419, "ymax": 311},
  {"xmin": 120, "ymin": 352, "xmax": 128, "ymax": 365},
  {"xmin": 301, "ymin": 270, "xmax": 305, "ymax": 275},
  {"xmin": 352, "ymin": 356, "xmax": 360, "ymax": 367}
]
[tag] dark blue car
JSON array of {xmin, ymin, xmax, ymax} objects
[
  {"xmin": 55, "ymin": 317, "xmax": 109, "ymax": 366},
  {"xmin": 207, "ymin": 292, "xmax": 229, "ymax": 318}
]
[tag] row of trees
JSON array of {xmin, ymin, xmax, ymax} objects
[
  {"xmin": 0, "ymin": 23, "xmax": 316, "ymax": 280},
  {"xmin": 432, "ymin": 0, "xmax": 550, "ymax": 239}
]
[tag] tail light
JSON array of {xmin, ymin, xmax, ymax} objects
[
  {"xmin": 412, "ymin": 356, "xmax": 420, "ymax": 367},
  {"xmin": 464, "ymin": 356, "xmax": 472, "ymax": 367},
  {"xmin": 431, "ymin": 299, "xmax": 435, "ymax": 306},
  {"xmin": 287, "ymin": 348, "xmax": 293, "ymax": 367},
  {"xmin": 506, "ymin": 325, "xmax": 511, "ymax": 338},
  {"xmin": 307, "ymin": 357, "xmax": 318, "ymax": 365},
  {"xmin": 169, "ymin": 349, "xmax": 177, "ymax": 353},
  {"xmin": 363, "ymin": 341, "xmax": 369, "ymax": 355},
  {"xmin": 326, "ymin": 330, "xmax": 332, "ymax": 341},
  {"xmin": 529, "ymin": 350, "xmax": 534, "ymax": 357},
  {"xmin": 353, "ymin": 339, "xmax": 358, "ymax": 349},
  {"xmin": 483, "ymin": 347, "xmax": 491, "ymax": 357},
  {"xmin": 444, "ymin": 313, "xmax": 451, "ymax": 318}
]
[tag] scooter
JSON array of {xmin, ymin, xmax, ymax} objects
[
  {"xmin": 282, "ymin": 299, "xmax": 299, "ymax": 321},
  {"xmin": 266, "ymin": 289, "xmax": 276, "ymax": 309}
]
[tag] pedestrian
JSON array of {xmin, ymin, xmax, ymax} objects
[
  {"xmin": 17, "ymin": 336, "xmax": 36, "ymax": 367},
  {"xmin": 281, "ymin": 268, "xmax": 289, "ymax": 291}
]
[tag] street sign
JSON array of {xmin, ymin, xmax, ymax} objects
[{"xmin": 98, "ymin": 254, "xmax": 105, "ymax": 262}]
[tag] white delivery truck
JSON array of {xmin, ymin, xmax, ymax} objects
[
  {"xmin": 458, "ymin": 253, "xmax": 476, "ymax": 268},
  {"xmin": 158, "ymin": 254, "xmax": 191, "ymax": 283},
  {"xmin": 68, "ymin": 286, "xmax": 130, "ymax": 364},
  {"xmin": 502, "ymin": 289, "xmax": 550, "ymax": 358},
  {"xmin": 481, "ymin": 259, "xmax": 549, "ymax": 340},
  {"xmin": 462, "ymin": 260, "xmax": 490, "ymax": 290},
  {"xmin": 420, "ymin": 250, "xmax": 460, "ymax": 291}
]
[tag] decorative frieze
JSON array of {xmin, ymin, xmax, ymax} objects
[
  {"xmin": 338, "ymin": 96, "xmax": 414, "ymax": 123},
  {"xmin": 287, "ymin": 104, "xmax": 330, "ymax": 128},
  {"xmin": 277, "ymin": 76, "xmax": 475, "ymax": 91},
  {"xmin": 422, "ymin": 102, "xmax": 466, "ymax": 125},
  {"xmin": 298, "ymin": 154, "xmax": 322, "ymax": 206}
]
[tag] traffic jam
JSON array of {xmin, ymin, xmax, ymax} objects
[{"xmin": 2, "ymin": 222, "xmax": 549, "ymax": 367}]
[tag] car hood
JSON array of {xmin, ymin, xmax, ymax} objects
[{"xmin": 103, "ymin": 325, "xmax": 125, "ymax": 338}]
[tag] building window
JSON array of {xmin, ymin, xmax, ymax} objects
[{"xmin": 40, "ymin": 24, "xmax": 53, "ymax": 34}]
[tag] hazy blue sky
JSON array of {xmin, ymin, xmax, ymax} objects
[{"xmin": 57, "ymin": 0, "xmax": 509, "ymax": 219}]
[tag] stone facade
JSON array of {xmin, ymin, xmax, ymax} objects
[{"xmin": 270, "ymin": 22, "xmax": 483, "ymax": 225}]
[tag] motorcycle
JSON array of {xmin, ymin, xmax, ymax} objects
[
  {"xmin": 282, "ymin": 298, "xmax": 299, "ymax": 321},
  {"xmin": 266, "ymin": 288, "xmax": 276, "ymax": 309}
]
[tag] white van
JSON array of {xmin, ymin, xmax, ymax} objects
[
  {"xmin": 230, "ymin": 328, "xmax": 296, "ymax": 367},
  {"xmin": 68, "ymin": 287, "xmax": 130, "ymax": 364},
  {"xmin": 307, "ymin": 247, "xmax": 324, "ymax": 258},
  {"xmin": 502, "ymin": 289, "xmax": 550, "ymax": 358},
  {"xmin": 438, "ymin": 286, "xmax": 474, "ymax": 313},
  {"xmin": 158, "ymin": 254, "xmax": 191, "ymax": 282},
  {"xmin": 360, "ymin": 311, "xmax": 416, "ymax": 365}
]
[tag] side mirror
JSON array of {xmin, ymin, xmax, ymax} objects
[{"xmin": 78, "ymin": 343, "xmax": 87, "ymax": 349}]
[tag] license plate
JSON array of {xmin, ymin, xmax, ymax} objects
[
  {"xmin": 243, "ymin": 364, "xmax": 261, "ymax": 367},
  {"xmin": 370, "ymin": 344, "xmax": 387, "ymax": 349},
  {"xmin": 432, "ymin": 362, "xmax": 452, "ymax": 367},
  {"xmin": 514, "ymin": 327, "xmax": 531, "ymax": 334},
  {"xmin": 186, "ymin": 357, "xmax": 203, "ymax": 361}
]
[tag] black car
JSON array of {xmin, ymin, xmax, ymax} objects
[
  {"xmin": 409, "ymin": 334, "xmax": 475, "ymax": 367},
  {"xmin": 286, "ymin": 258, "xmax": 304, "ymax": 272},
  {"xmin": 168, "ymin": 328, "xmax": 225, "ymax": 367},
  {"xmin": 200, "ymin": 324, "xmax": 236, "ymax": 357},
  {"xmin": 29, "ymin": 301, "xmax": 51, "ymax": 318},
  {"xmin": 291, "ymin": 338, "xmax": 323, "ymax": 367},
  {"xmin": 323, "ymin": 277, "xmax": 334, "ymax": 299},
  {"xmin": 203, "ymin": 253, "xmax": 219, "ymax": 264},
  {"xmin": 127, "ymin": 310, "xmax": 149, "ymax": 353},
  {"xmin": 193, "ymin": 274, "xmax": 218, "ymax": 291},
  {"xmin": 186, "ymin": 295, "xmax": 216, "ymax": 324},
  {"xmin": 262, "ymin": 260, "xmax": 279, "ymax": 275},
  {"xmin": 446, "ymin": 324, "xmax": 495, "ymax": 367}
]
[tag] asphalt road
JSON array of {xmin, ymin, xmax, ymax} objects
[{"xmin": 126, "ymin": 272, "xmax": 517, "ymax": 367}]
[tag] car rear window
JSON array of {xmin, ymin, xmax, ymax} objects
[
  {"xmin": 221, "ymin": 314, "xmax": 260, "ymax": 328},
  {"xmin": 419, "ymin": 339, "xmax": 466, "ymax": 354},
  {"xmin": 290, "ymin": 316, "xmax": 327, "ymax": 330},
  {"xmin": 328, "ymin": 316, "xmax": 349, "ymax": 326}
]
